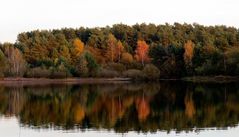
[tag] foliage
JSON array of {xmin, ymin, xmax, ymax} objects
[
  {"xmin": 2, "ymin": 44, "xmax": 26, "ymax": 77},
  {"xmin": 51, "ymin": 63, "xmax": 72, "ymax": 78},
  {"xmin": 225, "ymin": 47, "xmax": 239, "ymax": 75},
  {"xmin": 106, "ymin": 33, "xmax": 117, "ymax": 62},
  {"xmin": 142, "ymin": 64, "xmax": 160, "ymax": 80},
  {"xmin": 184, "ymin": 40, "xmax": 194, "ymax": 66},
  {"xmin": 116, "ymin": 40, "xmax": 124, "ymax": 62},
  {"xmin": 0, "ymin": 49, "xmax": 8, "ymax": 77},
  {"xmin": 121, "ymin": 52, "xmax": 133, "ymax": 65},
  {"xmin": 72, "ymin": 38, "xmax": 84, "ymax": 65},
  {"xmin": 104, "ymin": 63, "xmax": 126, "ymax": 73},
  {"xmin": 97, "ymin": 68, "xmax": 120, "ymax": 78},
  {"xmin": 73, "ymin": 38, "xmax": 84, "ymax": 57},
  {"xmin": 123, "ymin": 69, "xmax": 144, "ymax": 80},
  {"xmin": 84, "ymin": 52, "xmax": 99, "ymax": 77},
  {"xmin": 135, "ymin": 40, "xmax": 150, "ymax": 66},
  {"xmin": 1, "ymin": 23, "xmax": 239, "ymax": 78},
  {"xmin": 76, "ymin": 55, "xmax": 89, "ymax": 77},
  {"xmin": 25, "ymin": 67, "xmax": 51, "ymax": 78},
  {"xmin": 184, "ymin": 40, "xmax": 195, "ymax": 75}
]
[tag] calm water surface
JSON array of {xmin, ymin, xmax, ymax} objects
[{"xmin": 0, "ymin": 81, "xmax": 239, "ymax": 137}]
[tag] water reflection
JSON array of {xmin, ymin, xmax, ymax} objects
[{"xmin": 0, "ymin": 82, "xmax": 239, "ymax": 133}]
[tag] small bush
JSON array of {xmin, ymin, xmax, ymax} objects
[
  {"xmin": 143, "ymin": 64, "xmax": 160, "ymax": 80},
  {"xmin": 98, "ymin": 68, "xmax": 120, "ymax": 78},
  {"xmin": 123, "ymin": 69, "xmax": 144, "ymax": 80},
  {"xmin": 121, "ymin": 52, "xmax": 133, "ymax": 64},
  {"xmin": 25, "ymin": 67, "xmax": 51, "ymax": 78},
  {"xmin": 26, "ymin": 67, "xmax": 72, "ymax": 78},
  {"xmin": 105, "ymin": 63, "xmax": 126, "ymax": 73},
  {"xmin": 125, "ymin": 61, "xmax": 144, "ymax": 70},
  {"xmin": 51, "ymin": 71, "xmax": 72, "ymax": 78}
]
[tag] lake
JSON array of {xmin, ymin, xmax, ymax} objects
[{"xmin": 0, "ymin": 81, "xmax": 239, "ymax": 137}]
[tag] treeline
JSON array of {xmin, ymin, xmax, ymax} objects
[{"xmin": 1, "ymin": 23, "xmax": 239, "ymax": 79}]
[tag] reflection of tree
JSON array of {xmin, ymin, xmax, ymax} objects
[
  {"xmin": 136, "ymin": 93, "xmax": 150, "ymax": 121},
  {"xmin": 106, "ymin": 98, "xmax": 118, "ymax": 126},
  {"xmin": 0, "ymin": 82, "xmax": 239, "ymax": 133},
  {"xmin": 0, "ymin": 86, "xmax": 26, "ymax": 117},
  {"xmin": 184, "ymin": 92, "xmax": 196, "ymax": 119},
  {"xmin": 73, "ymin": 103, "xmax": 85, "ymax": 123},
  {"xmin": 0, "ymin": 86, "xmax": 8, "ymax": 115}
]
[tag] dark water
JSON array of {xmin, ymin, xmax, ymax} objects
[{"xmin": 0, "ymin": 81, "xmax": 239, "ymax": 137}]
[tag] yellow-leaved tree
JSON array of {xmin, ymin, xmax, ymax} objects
[
  {"xmin": 116, "ymin": 40, "xmax": 124, "ymax": 62},
  {"xmin": 73, "ymin": 38, "xmax": 84, "ymax": 57},
  {"xmin": 106, "ymin": 33, "xmax": 117, "ymax": 62},
  {"xmin": 72, "ymin": 38, "xmax": 85, "ymax": 65}
]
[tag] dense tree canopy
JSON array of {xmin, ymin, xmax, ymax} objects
[{"xmin": 1, "ymin": 23, "xmax": 239, "ymax": 78}]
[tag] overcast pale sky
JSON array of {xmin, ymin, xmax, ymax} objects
[{"xmin": 0, "ymin": 0, "xmax": 239, "ymax": 43}]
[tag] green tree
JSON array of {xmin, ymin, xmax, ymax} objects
[
  {"xmin": 85, "ymin": 52, "xmax": 99, "ymax": 77},
  {"xmin": 76, "ymin": 55, "xmax": 89, "ymax": 77},
  {"xmin": 225, "ymin": 47, "xmax": 239, "ymax": 75}
]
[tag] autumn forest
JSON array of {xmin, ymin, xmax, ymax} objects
[{"xmin": 1, "ymin": 23, "xmax": 239, "ymax": 79}]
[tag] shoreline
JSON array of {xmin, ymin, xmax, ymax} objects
[
  {"xmin": 1, "ymin": 75, "xmax": 239, "ymax": 85},
  {"xmin": 0, "ymin": 78, "xmax": 132, "ymax": 85},
  {"xmin": 182, "ymin": 76, "xmax": 239, "ymax": 83}
]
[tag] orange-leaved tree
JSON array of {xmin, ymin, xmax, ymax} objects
[
  {"xmin": 135, "ymin": 40, "xmax": 150, "ymax": 66},
  {"xmin": 184, "ymin": 40, "xmax": 194, "ymax": 67},
  {"xmin": 121, "ymin": 52, "xmax": 133, "ymax": 64}
]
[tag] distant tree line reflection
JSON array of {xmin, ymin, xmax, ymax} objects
[{"xmin": 0, "ymin": 82, "xmax": 239, "ymax": 133}]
